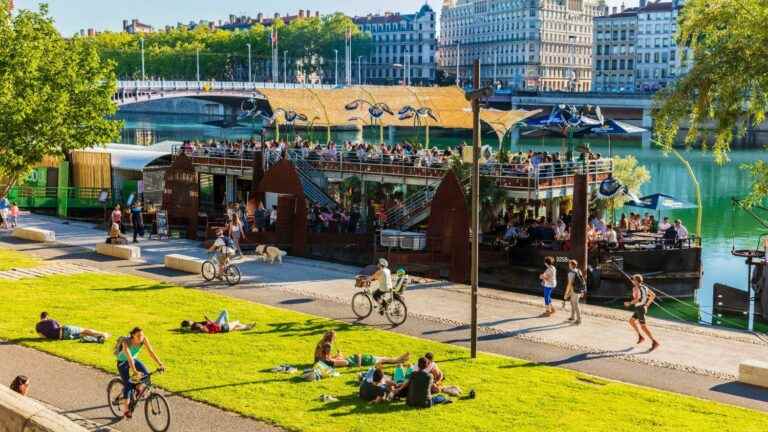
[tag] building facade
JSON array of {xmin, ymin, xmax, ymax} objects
[
  {"xmin": 353, "ymin": 5, "xmax": 438, "ymax": 85},
  {"xmin": 593, "ymin": 0, "xmax": 692, "ymax": 92},
  {"xmin": 439, "ymin": 0, "xmax": 602, "ymax": 91},
  {"xmin": 122, "ymin": 18, "xmax": 154, "ymax": 34},
  {"xmin": 592, "ymin": 6, "xmax": 638, "ymax": 92}
]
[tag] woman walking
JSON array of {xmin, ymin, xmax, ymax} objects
[
  {"xmin": 229, "ymin": 213, "xmax": 246, "ymax": 258},
  {"xmin": 539, "ymin": 256, "xmax": 557, "ymax": 317}
]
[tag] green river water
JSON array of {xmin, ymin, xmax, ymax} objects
[{"xmin": 117, "ymin": 112, "xmax": 768, "ymax": 326}]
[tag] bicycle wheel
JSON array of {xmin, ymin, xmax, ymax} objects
[
  {"xmin": 145, "ymin": 392, "xmax": 171, "ymax": 432},
  {"xmin": 351, "ymin": 292, "xmax": 373, "ymax": 319},
  {"xmin": 106, "ymin": 378, "xmax": 125, "ymax": 418},
  {"xmin": 201, "ymin": 260, "xmax": 216, "ymax": 281},
  {"xmin": 224, "ymin": 265, "xmax": 241, "ymax": 285},
  {"xmin": 384, "ymin": 297, "xmax": 408, "ymax": 326}
]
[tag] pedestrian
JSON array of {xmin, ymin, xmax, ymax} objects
[
  {"xmin": 111, "ymin": 204, "xmax": 122, "ymax": 233},
  {"xmin": 0, "ymin": 194, "xmax": 9, "ymax": 229},
  {"xmin": 565, "ymin": 259, "xmax": 586, "ymax": 325},
  {"xmin": 130, "ymin": 202, "xmax": 144, "ymax": 243},
  {"xmin": 10, "ymin": 202, "xmax": 19, "ymax": 228},
  {"xmin": 539, "ymin": 256, "xmax": 557, "ymax": 317},
  {"xmin": 229, "ymin": 213, "xmax": 245, "ymax": 258},
  {"xmin": 624, "ymin": 274, "xmax": 660, "ymax": 351},
  {"xmin": 10, "ymin": 375, "xmax": 30, "ymax": 396}
]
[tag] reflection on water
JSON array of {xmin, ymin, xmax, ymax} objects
[{"xmin": 117, "ymin": 112, "xmax": 768, "ymax": 321}]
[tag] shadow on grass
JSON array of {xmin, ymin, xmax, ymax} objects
[
  {"xmin": 170, "ymin": 376, "xmax": 308, "ymax": 395},
  {"xmin": 247, "ymin": 318, "xmax": 359, "ymax": 338},
  {"xmin": 710, "ymin": 381, "xmax": 768, "ymax": 402},
  {"xmin": 309, "ymin": 394, "xmax": 434, "ymax": 417},
  {"xmin": 95, "ymin": 283, "xmax": 174, "ymax": 292}
]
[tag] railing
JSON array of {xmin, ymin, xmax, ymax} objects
[
  {"xmin": 116, "ymin": 80, "xmax": 336, "ymax": 93},
  {"xmin": 384, "ymin": 184, "xmax": 437, "ymax": 229}
]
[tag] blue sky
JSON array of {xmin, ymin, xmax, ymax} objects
[{"xmin": 16, "ymin": 0, "xmax": 627, "ymax": 36}]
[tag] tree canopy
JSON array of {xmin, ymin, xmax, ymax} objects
[
  {"xmin": 653, "ymin": 0, "xmax": 768, "ymax": 205},
  {"xmin": 0, "ymin": 2, "xmax": 120, "ymax": 194},
  {"xmin": 80, "ymin": 14, "xmax": 372, "ymax": 82}
]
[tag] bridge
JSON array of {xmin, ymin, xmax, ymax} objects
[{"xmin": 113, "ymin": 80, "xmax": 335, "ymax": 107}]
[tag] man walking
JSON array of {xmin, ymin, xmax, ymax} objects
[
  {"xmin": 624, "ymin": 274, "xmax": 660, "ymax": 351},
  {"xmin": 565, "ymin": 259, "xmax": 586, "ymax": 325}
]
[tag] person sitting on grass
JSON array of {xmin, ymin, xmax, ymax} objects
[
  {"xmin": 35, "ymin": 312, "xmax": 110, "ymax": 343},
  {"xmin": 419, "ymin": 352, "xmax": 445, "ymax": 392},
  {"xmin": 402, "ymin": 357, "xmax": 451, "ymax": 408},
  {"xmin": 10, "ymin": 375, "xmax": 30, "ymax": 396},
  {"xmin": 359, "ymin": 367, "xmax": 393, "ymax": 403},
  {"xmin": 317, "ymin": 342, "xmax": 409, "ymax": 368},
  {"xmin": 180, "ymin": 310, "xmax": 254, "ymax": 334}
]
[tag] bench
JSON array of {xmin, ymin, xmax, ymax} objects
[
  {"xmin": 739, "ymin": 359, "xmax": 768, "ymax": 388},
  {"xmin": 164, "ymin": 254, "xmax": 204, "ymax": 274},
  {"xmin": 95, "ymin": 243, "xmax": 141, "ymax": 260},
  {"xmin": 12, "ymin": 227, "xmax": 55, "ymax": 242}
]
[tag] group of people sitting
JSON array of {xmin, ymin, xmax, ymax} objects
[
  {"xmin": 495, "ymin": 214, "xmax": 574, "ymax": 251},
  {"xmin": 309, "ymin": 204, "xmax": 361, "ymax": 233},
  {"xmin": 313, "ymin": 330, "xmax": 456, "ymax": 408}
]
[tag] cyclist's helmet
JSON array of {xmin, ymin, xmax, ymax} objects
[
  {"xmin": 396, "ymin": 268, "xmax": 406, "ymax": 277},
  {"xmin": 378, "ymin": 258, "xmax": 389, "ymax": 268}
]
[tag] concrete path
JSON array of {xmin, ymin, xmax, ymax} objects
[{"xmin": 1, "ymin": 213, "xmax": 767, "ymax": 416}]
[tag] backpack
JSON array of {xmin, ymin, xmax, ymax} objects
[{"xmin": 572, "ymin": 270, "xmax": 587, "ymax": 294}]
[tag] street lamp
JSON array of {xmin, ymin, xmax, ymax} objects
[
  {"xmin": 283, "ymin": 50, "xmax": 288, "ymax": 86},
  {"xmin": 246, "ymin": 43, "xmax": 252, "ymax": 82},
  {"xmin": 334, "ymin": 49, "xmax": 339, "ymax": 86},
  {"xmin": 195, "ymin": 47, "xmax": 200, "ymax": 82},
  {"xmin": 139, "ymin": 37, "xmax": 145, "ymax": 81}
]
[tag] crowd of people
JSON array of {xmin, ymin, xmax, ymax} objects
[{"xmin": 0, "ymin": 194, "xmax": 21, "ymax": 229}]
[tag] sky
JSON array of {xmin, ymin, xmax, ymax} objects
[{"xmin": 16, "ymin": 0, "xmax": 629, "ymax": 36}]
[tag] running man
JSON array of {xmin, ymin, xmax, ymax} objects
[{"xmin": 624, "ymin": 274, "xmax": 660, "ymax": 351}]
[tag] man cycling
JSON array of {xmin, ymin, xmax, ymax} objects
[
  {"xmin": 115, "ymin": 327, "xmax": 165, "ymax": 418},
  {"xmin": 208, "ymin": 228, "xmax": 235, "ymax": 278}
]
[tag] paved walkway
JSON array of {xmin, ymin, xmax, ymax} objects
[{"xmin": 1, "ymin": 213, "xmax": 767, "ymax": 415}]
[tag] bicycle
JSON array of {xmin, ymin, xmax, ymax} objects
[
  {"xmin": 201, "ymin": 252, "xmax": 242, "ymax": 285},
  {"xmin": 107, "ymin": 369, "xmax": 171, "ymax": 432},
  {"xmin": 351, "ymin": 275, "xmax": 409, "ymax": 326}
]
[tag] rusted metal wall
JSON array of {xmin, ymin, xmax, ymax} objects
[
  {"xmin": 162, "ymin": 153, "xmax": 199, "ymax": 239},
  {"xmin": 256, "ymin": 158, "xmax": 308, "ymax": 255},
  {"xmin": 427, "ymin": 171, "xmax": 470, "ymax": 283}
]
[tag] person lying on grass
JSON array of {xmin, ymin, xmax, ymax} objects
[
  {"xmin": 35, "ymin": 311, "xmax": 110, "ymax": 343},
  {"xmin": 180, "ymin": 310, "xmax": 255, "ymax": 334},
  {"xmin": 317, "ymin": 342, "xmax": 409, "ymax": 368}
]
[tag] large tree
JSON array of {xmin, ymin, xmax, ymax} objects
[
  {"xmin": 654, "ymin": 0, "xmax": 768, "ymax": 205},
  {"xmin": 0, "ymin": 2, "xmax": 120, "ymax": 194}
]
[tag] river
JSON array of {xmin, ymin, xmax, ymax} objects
[{"xmin": 117, "ymin": 112, "xmax": 768, "ymax": 325}]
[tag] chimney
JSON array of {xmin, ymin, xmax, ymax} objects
[
  {"xmin": 299, "ymin": 10, "xmax": 304, "ymax": 18},
  {"xmin": 122, "ymin": 19, "xmax": 129, "ymax": 30}
]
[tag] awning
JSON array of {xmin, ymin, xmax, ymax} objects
[
  {"xmin": 624, "ymin": 193, "xmax": 697, "ymax": 211},
  {"xmin": 84, "ymin": 146, "xmax": 171, "ymax": 172}
]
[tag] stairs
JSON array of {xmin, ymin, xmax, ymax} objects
[
  {"xmin": 384, "ymin": 185, "xmax": 437, "ymax": 230},
  {"xmin": 290, "ymin": 155, "xmax": 339, "ymax": 210}
]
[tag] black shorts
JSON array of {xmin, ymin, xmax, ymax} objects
[{"xmin": 632, "ymin": 305, "xmax": 647, "ymax": 324}]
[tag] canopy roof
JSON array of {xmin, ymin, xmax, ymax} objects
[
  {"xmin": 257, "ymin": 86, "xmax": 539, "ymax": 130},
  {"xmin": 84, "ymin": 145, "xmax": 171, "ymax": 172}
]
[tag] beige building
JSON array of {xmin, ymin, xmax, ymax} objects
[{"xmin": 439, "ymin": 0, "xmax": 602, "ymax": 91}]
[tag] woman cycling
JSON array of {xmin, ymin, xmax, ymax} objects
[{"xmin": 116, "ymin": 327, "xmax": 165, "ymax": 418}]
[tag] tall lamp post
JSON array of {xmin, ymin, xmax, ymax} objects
[
  {"xmin": 195, "ymin": 48, "xmax": 200, "ymax": 82},
  {"xmin": 334, "ymin": 49, "xmax": 339, "ymax": 86},
  {"xmin": 464, "ymin": 59, "xmax": 494, "ymax": 359},
  {"xmin": 140, "ymin": 37, "xmax": 146, "ymax": 81},
  {"xmin": 246, "ymin": 43, "xmax": 252, "ymax": 82},
  {"xmin": 283, "ymin": 50, "xmax": 288, "ymax": 86}
]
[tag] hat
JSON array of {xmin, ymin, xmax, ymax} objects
[{"xmin": 378, "ymin": 258, "xmax": 389, "ymax": 268}]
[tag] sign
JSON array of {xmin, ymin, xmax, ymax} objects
[
  {"xmin": 97, "ymin": 190, "xmax": 109, "ymax": 204},
  {"xmin": 155, "ymin": 210, "xmax": 169, "ymax": 239}
]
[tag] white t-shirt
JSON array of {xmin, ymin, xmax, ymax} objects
[
  {"xmin": 605, "ymin": 229, "xmax": 618, "ymax": 243},
  {"xmin": 658, "ymin": 222, "xmax": 672, "ymax": 233},
  {"xmin": 379, "ymin": 268, "xmax": 392, "ymax": 291},
  {"xmin": 676, "ymin": 224, "xmax": 689, "ymax": 240},
  {"xmin": 542, "ymin": 265, "xmax": 557, "ymax": 288}
]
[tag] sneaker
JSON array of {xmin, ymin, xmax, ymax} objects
[{"xmin": 320, "ymin": 394, "xmax": 338, "ymax": 402}]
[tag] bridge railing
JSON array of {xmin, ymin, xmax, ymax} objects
[{"xmin": 116, "ymin": 80, "xmax": 335, "ymax": 93}]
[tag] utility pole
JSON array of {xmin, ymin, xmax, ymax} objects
[
  {"xmin": 196, "ymin": 48, "xmax": 200, "ymax": 82},
  {"xmin": 140, "ymin": 37, "xmax": 145, "ymax": 81},
  {"xmin": 283, "ymin": 50, "xmax": 287, "ymax": 85},
  {"xmin": 334, "ymin": 49, "xmax": 338, "ymax": 86},
  {"xmin": 464, "ymin": 59, "xmax": 492, "ymax": 359},
  {"xmin": 246, "ymin": 43, "xmax": 252, "ymax": 82}
]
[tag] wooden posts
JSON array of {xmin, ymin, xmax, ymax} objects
[{"xmin": 572, "ymin": 172, "xmax": 589, "ymax": 275}]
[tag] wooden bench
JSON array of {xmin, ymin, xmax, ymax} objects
[
  {"xmin": 95, "ymin": 243, "xmax": 141, "ymax": 260},
  {"xmin": 164, "ymin": 254, "xmax": 204, "ymax": 274},
  {"xmin": 12, "ymin": 227, "xmax": 55, "ymax": 242},
  {"xmin": 739, "ymin": 359, "xmax": 768, "ymax": 388}
]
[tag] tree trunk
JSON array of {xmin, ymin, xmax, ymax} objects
[{"xmin": 1, "ymin": 174, "xmax": 19, "ymax": 197}]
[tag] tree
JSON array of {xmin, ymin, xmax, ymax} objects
[
  {"xmin": 654, "ymin": 0, "xmax": 768, "ymax": 205},
  {"xmin": 0, "ymin": 3, "xmax": 120, "ymax": 195}
]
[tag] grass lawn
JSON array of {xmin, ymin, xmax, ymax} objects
[
  {"xmin": 1, "ymin": 272, "xmax": 765, "ymax": 432},
  {"xmin": 0, "ymin": 247, "xmax": 40, "ymax": 270}
]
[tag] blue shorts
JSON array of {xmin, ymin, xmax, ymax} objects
[
  {"xmin": 62, "ymin": 325, "xmax": 82, "ymax": 340},
  {"xmin": 543, "ymin": 287, "xmax": 554, "ymax": 306}
]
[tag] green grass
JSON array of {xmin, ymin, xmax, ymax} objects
[
  {"xmin": 1, "ymin": 272, "xmax": 765, "ymax": 432},
  {"xmin": 0, "ymin": 247, "xmax": 40, "ymax": 270}
]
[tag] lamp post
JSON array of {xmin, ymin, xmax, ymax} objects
[
  {"xmin": 283, "ymin": 50, "xmax": 288, "ymax": 86},
  {"xmin": 140, "ymin": 37, "xmax": 145, "ymax": 81},
  {"xmin": 195, "ymin": 48, "xmax": 200, "ymax": 82},
  {"xmin": 246, "ymin": 43, "xmax": 252, "ymax": 82},
  {"xmin": 464, "ymin": 59, "xmax": 493, "ymax": 359},
  {"xmin": 334, "ymin": 49, "xmax": 339, "ymax": 86}
]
